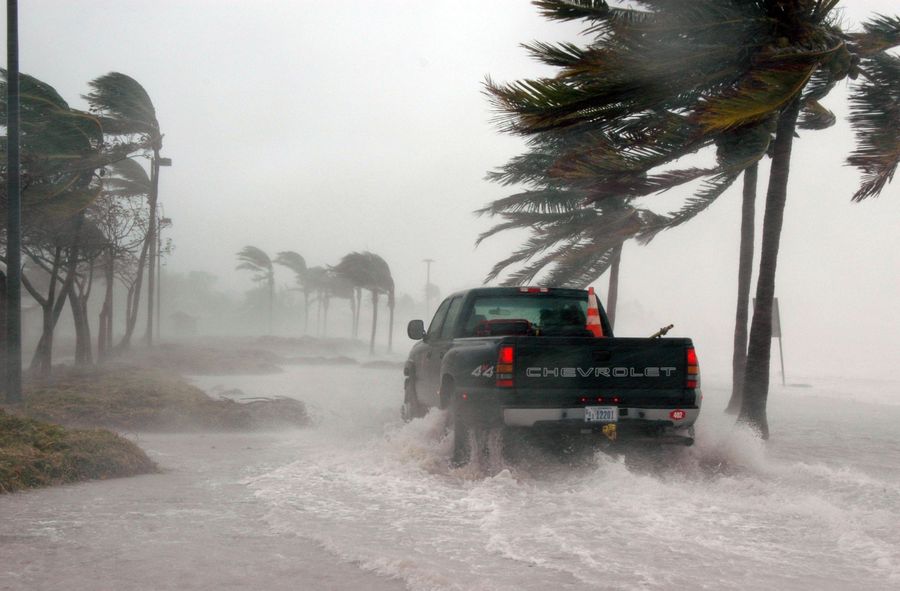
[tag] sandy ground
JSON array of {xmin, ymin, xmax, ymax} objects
[{"xmin": 0, "ymin": 431, "xmax": 404, "ymax": 591}]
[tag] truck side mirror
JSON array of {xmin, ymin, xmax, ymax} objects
[{"xmin": 407, "ymin": 319, "xmax": 426, "ymax": 340}]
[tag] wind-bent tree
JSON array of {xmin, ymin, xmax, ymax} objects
[
  {"xmin": 332, "ymin": 252, "xmax": 369, "ymax": 339},
  {"xmin": 486, "ymin": 0, "xmax": 900, "ymax": 436},
  {"xmin": 479, "ymin": 133, "xmax": 666, "ymax": 327},
  {"xmin": 236, "ymin": 246, "xmax": 275, "ymax": 333},
  {"xmin": 1, "ymin": 71, "xmax": 126, "ymax": 375},
  {"xmin": 96, "ymin": 158, "xmax": 153, "ymax": 351},
  {"xmin": 274, "ymin": 250, "xmax": 309, "ymax": 332},
  {"xmin": 294, "ymin": 266, "xmax": 324, "ymax": 335},
  {"xmin": 67, "ymin": 220, "xmax": 107, "ymax": 366},
  {"xmin": 333, "ymin": 251, "xmax": 394, "ymax": 352},
  {"xmin": 85, "ymin": 72, "xmax": 163, "ymax": 346}
]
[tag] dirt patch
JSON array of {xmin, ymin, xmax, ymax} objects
[
  {"xmin": 0, "ymin": 409, "xmax": 157, "ymax": 494},
  {"xmin": 119, "ymin": 343, "xmax": 284, "ymax": 375},
  {"xmin": 16, "ymin": 365, "xmax": 309, "ymax": 432}
]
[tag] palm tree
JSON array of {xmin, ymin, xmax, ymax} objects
[
  {"xmin": 84, "ymin": 72, "xmax": 164, "ymax": 346},
  {"xmin": 100, "ymin": 158, "xmax": 152, "ymax": 351},
  {"xmin": 302, "ymin": 266, "xmax": 331, "ymax": 335},
  {"xmin": 332, "ymin": 252, "xmax": 370, "ymax": 339},
  {"xmin": 236, "ymin": 246, "xmax": 274, "ymax": 334},
  {"xmin": 1, "ymin": 72, "xmax": 115, "ymax": 376},
  {"xmin": 333, "ymin": 251, "xmax": 394, "ymax": 353},
  {"xmin": 274, "ymin": 250, "xmax": 308, "ymax": 332},
  {"xmin": 486, "ymin": 1, "xmax": 900, "ymax": 437}
]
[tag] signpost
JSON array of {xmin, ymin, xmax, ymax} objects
[
  {"xmin": 754, "ymin": 296, "xmax": 786, "ymax": 386},
  {"xmin": 772, "ymin": 297, "xmax": 785, "ymax": 386}
]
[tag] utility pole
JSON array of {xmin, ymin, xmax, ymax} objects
[
  {"xmin": 156, "ymin": 215, "xmax": 171, "ymax": 341},
  {"xmin": 5, "ymin": 0, "xmax": 23, "ymax": 403},
  {"xmin": 144, "ymin": 155, "xmax": 171, "ymax": 346},
  {"xmin": 423, "ymin": 258, "xmax": 434, "ymax": 319}
]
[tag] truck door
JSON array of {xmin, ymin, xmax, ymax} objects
[{"xmin": 419, "ymin": 296, "xmax": 465, "ymax": 407}]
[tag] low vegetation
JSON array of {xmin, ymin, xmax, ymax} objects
[
  {"xmin": 1, "ymin": 361, "xmax": 309, "ymax": 493},
  {"xmin": 19, "ymin": 364, "xmax": 309, "ymax": 432},
  {"xmin": 0, "ymin": 410, "xmax": 157, "ymax": 493}
]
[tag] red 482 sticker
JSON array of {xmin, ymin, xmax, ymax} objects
[{"xmin": 669, "ymin": 409, "xmax": 686, "ymax": 421}]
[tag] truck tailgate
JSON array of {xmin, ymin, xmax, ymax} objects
[{"xmin": 510, "ymin": 337, "xmax": 692, "ymax": 406}]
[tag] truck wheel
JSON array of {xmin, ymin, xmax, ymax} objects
[
  {"xmin": 401, "ymin": 379, "xmax": 426, "ymax": 422},
  {"xmin": 449, "ymin": 396, "xmax": 472, "ymax": 467}
]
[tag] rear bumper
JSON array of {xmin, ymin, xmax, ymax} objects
[{"xmin": 502, "ymin": 406, "xmax": 699, "ymax": 429}]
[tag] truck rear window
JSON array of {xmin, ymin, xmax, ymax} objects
[{"xmin": 461, "ymin": 295, "xmax": 590, "ymax": 337}]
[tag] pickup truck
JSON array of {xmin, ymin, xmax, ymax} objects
[{"xmin": 403, "ymin": 286, "xmax": 701, "ymax": 465}]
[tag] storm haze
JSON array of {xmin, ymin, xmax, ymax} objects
[{"xmin": 6, "ymin": 0, "xmax": 899, "ymax": 376}]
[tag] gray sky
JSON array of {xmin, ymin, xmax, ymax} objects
[{"xmin": 6, "ymin": 1, "xmax": 900, "ymax": 377}]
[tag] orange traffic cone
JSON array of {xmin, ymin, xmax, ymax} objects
[{"xmin": 587, "ymin": 287, "xmax": 604, "ymax": 337}]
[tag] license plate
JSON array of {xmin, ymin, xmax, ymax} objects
[{"xmin": 584, "ymin": 406, "xmax": 618, "ymax": 423}]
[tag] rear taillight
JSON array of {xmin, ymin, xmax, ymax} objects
[
  {"xmin": 686, "ymin": 347, "xmax": 700, "ymax": 389},
  {"xmin": 496, "ymin": 345, "xmax": 515, "ymax": 388}
]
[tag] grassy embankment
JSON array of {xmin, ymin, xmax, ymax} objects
[
  {"xmin": 0, "ymin": 409, "xmax": 156, "ymax": 494},
  {"xmin": 1, "ymin": 362, "xmax": 309, "ymax": 493}
]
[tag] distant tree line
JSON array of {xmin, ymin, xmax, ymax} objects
[
  {"xmin": 1, "ymin": 70, "xmax": 169, "ymax": 391},
  {"xmin": 237, "ymin": 247, "xmax": 395, "ymax": 353},
  {"xmin": 481, "ymin": 1, "xmax": 899, "ymax": 437}
]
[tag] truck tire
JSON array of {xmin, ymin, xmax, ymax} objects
[
  {"xmin": 401, "ymin": 378, "xmax": 426, "ymax": 422},
  {"xmin": 449, "ymin": 396, "xmax": 471, "ymax": 467}
]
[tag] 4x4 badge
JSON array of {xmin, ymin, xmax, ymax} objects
[{"xmin": 471, "ymin": 364, "xmax": 494, "ymax": 378}]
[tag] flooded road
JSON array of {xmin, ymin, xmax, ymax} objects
[{"xmin": 2, "ymin": 364, "xmax": 899, "ymax": 590}]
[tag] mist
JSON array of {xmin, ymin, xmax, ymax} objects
[{"xmin": 2, "ymin": 2, "xmax": 900, "ymax": 590}]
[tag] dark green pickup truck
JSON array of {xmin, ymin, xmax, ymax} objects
[{"xmin": 403, "ymin": 287, "xmax": 701, "ymax": 464}]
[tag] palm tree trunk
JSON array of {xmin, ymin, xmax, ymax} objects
[
  {"xmin": 348, "ymin": 293, "xmax": 356, "ymax": 338},
  {"xmin": 303, "ymin": 291, "xmax": 310, "ymax": 334},
  {"xmin": 606, "ymin": 243, "xmax": 622, "ymax": 330},
  {"xmin": 369, "ymin": 291, "xmax": 379, "ymax": 354},
  {"xmin": 28, "ymin": 247, "xmax": 61, "ymax": 375},
  {"xmin": 354, "ymin": 287, "xmax": 362, "ymax": 338},
  {"xmin": 144, "ymin": 150, "xmax": 160, "ymax": 345},
  {"xmin": 98, "ymin": 249, "xmax": 114, "ymax": 360},
  {"xmin": 387, "ymin": 290, "xmax": 395, "ymax": 353},
  {"xmin": 69, "ymin": 288, "xmax": 90, "ymax": 366},
  {"xmin": 726, "ymin": 163, "xmax": 759, "ymax": 414},
  {"xmin": 739, "ymin": 100, "xmax": 801, "ymax": 438},
  {"xmin": 267, "ymin": 275, "xmax": 274, "ymax": 335},
  {"xmin": 118, "ymin": 233, "xmax": 151, "ymax": 349}
]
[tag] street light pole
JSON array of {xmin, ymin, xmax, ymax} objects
[{"xmin": 5, "ymin": 0, "xmax": 23, "ymax": 403}]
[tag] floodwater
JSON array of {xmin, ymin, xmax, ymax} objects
[{"xmin": 2, "ymin": 364, "xmax": 899, "ymax": 591}]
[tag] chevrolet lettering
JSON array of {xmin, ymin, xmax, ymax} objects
[
  {"xmin": 525, "ymin": 367, "xmax": 678, "ymax": 378},
  {"xmin": 402, "ymin": 287, "xmax": 702, "ymax": 466}
]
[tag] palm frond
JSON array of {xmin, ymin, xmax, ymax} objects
[
  {"xmin": 846, "ymin": 53, "xmax": 900, "ymax": 201},
  {"xmin": 638, "ymin": 171, "xmax": 740, "ymax": 243},
  {"xmin": 848, "ymin": 14, "xmax": 900, "ymax": 56},
  {"xmin": 83, "ymin": 72, "xmax": 160, "ymax": 140},
  {"xmin": 236, "ymin": 246, "xmax": 273, "ymax": 280},
  {"xmin": 274, "ymin": 251, "xmax": 307, "ymax": 277},
  {"xmin": 798, "ymin": 98, "xmax": 836, "ymax": 130},
  {"xmin": 532, "ymin": 0, "xmax": 610, "ymax": 23},
  {"xmin": 693, "ymin": 60, "xmax": 817, "ymax": 132}
]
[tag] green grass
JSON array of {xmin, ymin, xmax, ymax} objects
[
  {"xmin": 0, "ymin": 409, "xmax": 157, "ymax": 494},
  {"xmin": 0, "ymin": 363, "xmax": 308, "ymax": 493},
  {"xmin": 20, "ymin": 364, "xmax": 308, "ymax": 432}
]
